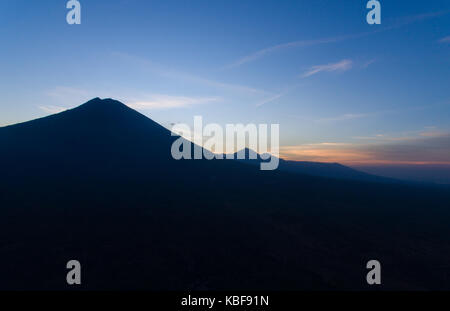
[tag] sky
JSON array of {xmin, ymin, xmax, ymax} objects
[{"xmin": 1, "ymin": 0, "xmax": 450, "ymax": 168}]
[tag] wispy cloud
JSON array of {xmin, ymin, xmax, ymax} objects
[
  {"xmin": 395, "ymin": 11, "xmax": 449, "ymax": 26},
  {"xmin": 256, "ymin": 93, "xmax": 284, "ymax": 107},
  {"xmin": 255, "ymin": 83, "xmax": 303, "ymax": 107},
  {"xmin": 226, "ymin": 11, "xmax": 449, "ymax": 69},
  {"xmin": 362, "ymin": 59, "xmax": 377, "ymax": 69},
  {"xmin": 226, "ymin": 34, "xmax": 359, "ymax": 69},
  {"xmin": 281, "ymin": 129, "xmax": 450, "ymax": 165},
  {"xmin": 352, "ymin": 129, "xmax": 449, "ymax": 142},
  {"xmin": 316, "ymin": 113, "xmax": 367, "ymax": 123},
  {"xmin": 44, "ymin": 86, "xmax": 92, "ymax": 107},
  {"xmin": 38, "ymin": 105, "xmax": 68, "ymax": 114},
  {"xmin": 112, "ymin": 52, "xmax": 270, "ymax": 96},
  {"xmin": 281, "ymin": 143, "xmax": 372, "ymax": 164},
  {"xmin": 302, "ymin": 59, "xmax": 353, "ymax": 78},
  {"xmin": 127, "ymin": 95, "xmax": 220, "ymax": 110},
  {"xmin": 439, "ymin": 36, "xmax": 450, "ymax": 43},
  {"xmin": 45, "ymin": 86, "xmax": 90, "ymax": 99},
  {"xmin": 45, "ymin": 86, "xmax": 221, "ymax": 111}
]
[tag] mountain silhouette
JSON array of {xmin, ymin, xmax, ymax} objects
[
  {"xmin": 1, "ymin": 98, "xmax": 450, "ymax": 290},
  {"xmin": 0, "ymin": 97, "xmax": 385, "ymax": 183},
  {"xmin": 233, "ymin": 148, "xmax": 392, "ymax": 182}
]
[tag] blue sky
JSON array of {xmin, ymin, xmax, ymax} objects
[{"xmin": 1, "ymin": 0, "xmax": 450, "ymax": 165}]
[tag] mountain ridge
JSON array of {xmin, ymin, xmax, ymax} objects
[{"xmin": 1, "ymin": 97, "xmax": 387, "ymax": 182}]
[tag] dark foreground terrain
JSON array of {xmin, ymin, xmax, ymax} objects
[{"xmin": 1, "ymin": 98, "xmax": 449, "ymax": 290}]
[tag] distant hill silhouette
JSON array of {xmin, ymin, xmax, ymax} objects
[
  {"xmin": 1, "ymin": 98, "xmax": 450, "ymax": 290},
  {"xmin": 233, "ymin": 148, "xmax": 393, "ymax": 182}
]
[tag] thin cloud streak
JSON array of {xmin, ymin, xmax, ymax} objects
[
  {"xmin": 255, "ymin": 83, "xmax": 304, "ymax": 107},
  {"xmin": 256, "ymin": 93, "xmax": 284, "ymax": 107},
  {"xmin": 302, "ymin": 59, "xmax": 353, "ymax": 78},
  {"xmin": 316, "ymin": 113, "xmax": 367, "ymax": 123},
  {"xmin": 227, "ymin": 33, "xmax": 366, "ymax": 69},
  {"xmin": 44, "ymin": 87, "xmax": 220, "ymax": 111},
  {"xmin": 127, "ymin": 95, "xmax": 220, "ymax": 110},
  {"xmin": 439, "ymin": 36, "xmax": 450, "ymax": 43},
  {"xmin": 362, "ymin": 59, "xmax": 377, "ymax": 68},
  {"xmin": 280, "ymin": 130, "xmax": 450, "ymax": 165},
  {"xmin": 112, "ymin": 52, "xmax": 271, "ymax": 96},
  {"xmin": 38, "ymin": 105, "xmax": 68, "ymax": 114},
  {"xmin": 227, "ymin": 11, "xmax": 449, "ymax": 68}
]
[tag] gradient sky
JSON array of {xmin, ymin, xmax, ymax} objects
[{"xmin": 1, "ymin": 0, "xmax": 450, "ymax": 166}]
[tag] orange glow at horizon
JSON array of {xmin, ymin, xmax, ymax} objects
[{"xmin": 280, "ymin": 145, "xmax": 450, "ymax": 166}]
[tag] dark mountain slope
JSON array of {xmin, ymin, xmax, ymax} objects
[{"xmin": 1, "ymin": 98, "xmax": 450, "ymax": 290}]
